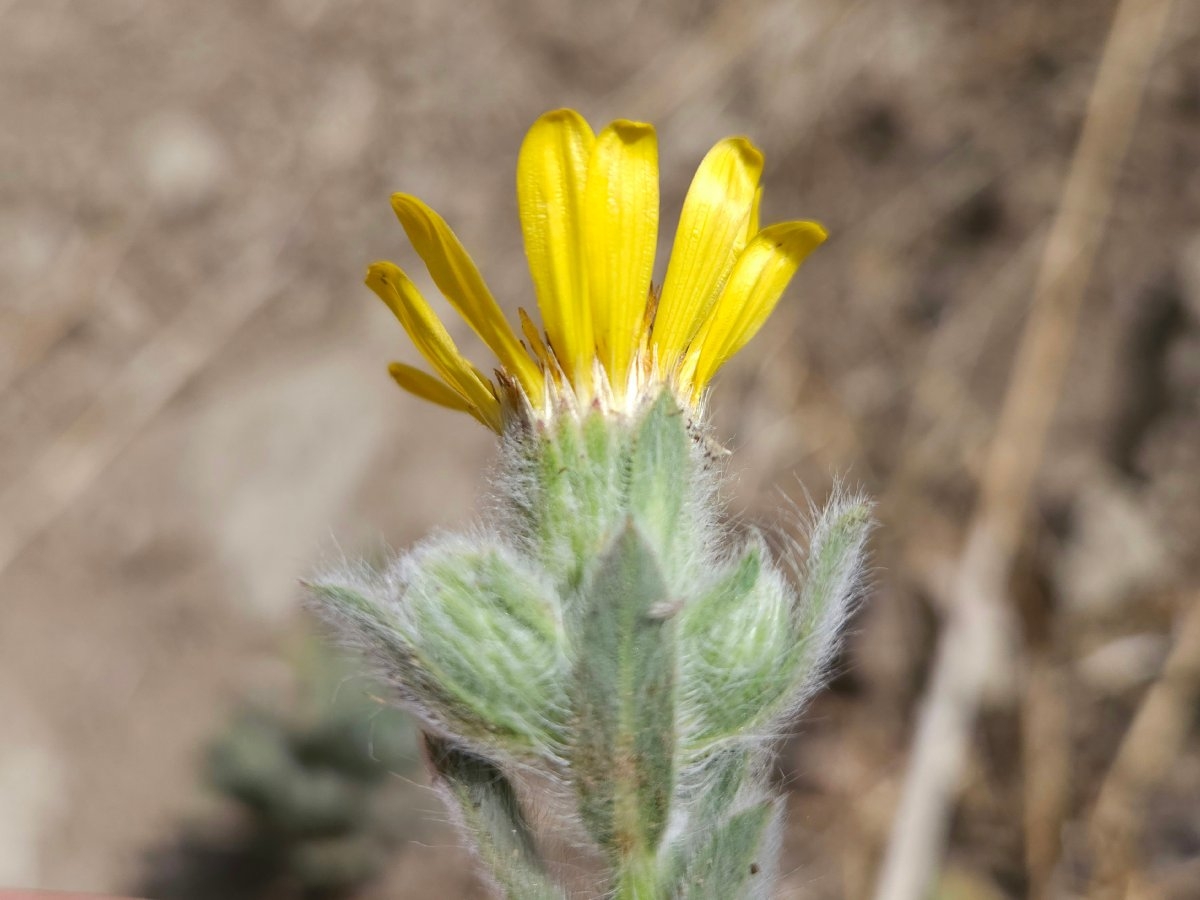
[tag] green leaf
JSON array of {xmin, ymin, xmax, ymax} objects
[
  {"xmin": 690, "ymin": 747, "xmax": 751, "ymax": 825},
  {"xmin": 571, "ymin": 521, "xmax": 677, "ymax": 856},
  {"xmin": 794, "ymin": 496, "xmax": 873, "ymax": 679},
  {"xmin": 304, "ymin": 579, "xmax": 426, "ymax": 700},
  {"xmin": 423, "ymin": 733, "xmax": 565, "ymax": 900},
  {"xmin": 660, "ymin": 748, "xmax": 753, "ymax": 893},
  {"xmin": 306, "ymin": 581, "xmax": 410, "ymax": 661},
  {"xmin": 673, "ymin": 800, "xmax": 776, "ymax": 900}
]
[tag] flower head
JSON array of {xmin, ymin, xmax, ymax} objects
[{"xmin": 367, "ymin": 109, "xmax": 826, "ymax": 432}]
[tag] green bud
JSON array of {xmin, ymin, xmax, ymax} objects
[
  {"xmin": 627, "ymin": 391, "xmax": 702, "ymax": 586},
  {"xmin": 520, "ymin": 411, "xmax": 631, "ymax": 594},
  {"xmin": 308, "ymin": 391, "xmax": 873, "ymax": 899},
  {"xmin": 309, "ymin": 542, "xmax": 569, "ymax": 760},
  {"xmin": 678, "ymin": 541, "xmax": 796, "ymax": 751}
]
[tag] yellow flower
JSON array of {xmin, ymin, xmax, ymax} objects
[{"xmin": 367, "ymin": 109, "xmax": 826, "ymax": 432}]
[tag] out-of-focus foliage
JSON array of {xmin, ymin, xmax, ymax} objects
[{"xmin": 137, "ymin": 647, "xmax": 418, "ymax": 900}]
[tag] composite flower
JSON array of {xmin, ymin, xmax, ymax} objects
[
  {"xmin": 367, "ymin": 108, "xmax": 826, "ymax": 432},
  {"xmin": 321, "ymin": 107, "xmax": 871, "ymax": 899}
]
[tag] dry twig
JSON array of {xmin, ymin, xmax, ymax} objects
[
  {"xmin": 1088, "ymin": 593, "xmax": 1200, "ymax": 898},
  {"xmin": 872, "ymin": 0, "xmax": 1176, "ymax": 897}
]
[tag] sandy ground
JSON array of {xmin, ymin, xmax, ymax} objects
[{"xmin": 2, "ymin": 0, "xmax": 1199, "ymax": 897}]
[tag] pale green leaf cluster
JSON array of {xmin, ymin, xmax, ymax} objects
[{"xmin": 309, "ymin": 391, "xmax": 871, "ymax": 898}]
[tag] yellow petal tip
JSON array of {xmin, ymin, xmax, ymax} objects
[
  {"xmin": 725, "ymin": 136, "xmax": 765, "ymax": 169},
  {"xmin": 364, "ymin": 261, "xmax": 408, "ymax": 298},
  {"xmin": 537, "ymin": 108, "xmax": 590, "ymax": 126},
  {"xmin": 365, "ymin": 259, "xmax": 398, "ymax": 280},
  {"xmin": 389, "ymin": 192, "xmax": 425, "ymax": 220},
  {"xmin": 757, "ymin": 220, "xmax": 828, "ymax": 254},
  {"xmin": 605, "ymin": 119, "xmax": 656, "ymax": 142}
]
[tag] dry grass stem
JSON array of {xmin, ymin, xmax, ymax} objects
[
  {"xmin": 872, "ymin": 0, "xmax": 1177, "ymax": 897},
  {"xmin": 1088, "ymin": 592, "xmax": 1200, "ymax": 898}
]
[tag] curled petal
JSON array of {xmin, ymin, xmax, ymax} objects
[
  {"xmin": 391, "ymin": 194, "xmax": 542, "ymax": 397},
  {"xmin": 367, "ymin": 262, "xmax": 502, "ymax": 431},
  {"xmin": 654, "ymin": 138, "xmax": 763, "ymax": 367},
  {"xmin": 687, "ymin": 221, "xmax": 827, "ymax": 394},
  {"xmin": 388, "ymin": 361, "xmax": 495, "ymax": 425}
]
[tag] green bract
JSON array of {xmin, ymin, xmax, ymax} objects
[{"xmin": 310, "ymin": 391, "xmax": 871, "ymax": 898}]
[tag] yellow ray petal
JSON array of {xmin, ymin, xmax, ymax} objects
[
  {"xmin": 745, "ymin": 184, "xmax": 762, "ymax": 246},
  {"xmin": 390, "ymin": 193, "xmax": 542, "ymax": 398},
  {"xmin": 516, "ymin": 109, "xmax": 595, "ymax": 386},
  {"xmin": 388, "ymin": 362, "xmax": 496, "ymax": 426},
  {"xmin": 687, "ymin": 221, "xmax": 827, "ymax": 394},
  {"xmin": 366, "ymin": 262, "xmax": 502, "ymax": 431},
  {"xmin": 654, "ymin": 138, "xmax": 763, "ymax": 367},
  {"xmin": 584, "ymin": 120, "xmax": 659, "ymax": 385}
]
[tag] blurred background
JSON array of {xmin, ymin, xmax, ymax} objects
[{"xmin": 1, "ymin": 0, "xmax": 1198, "ymax": 897}]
